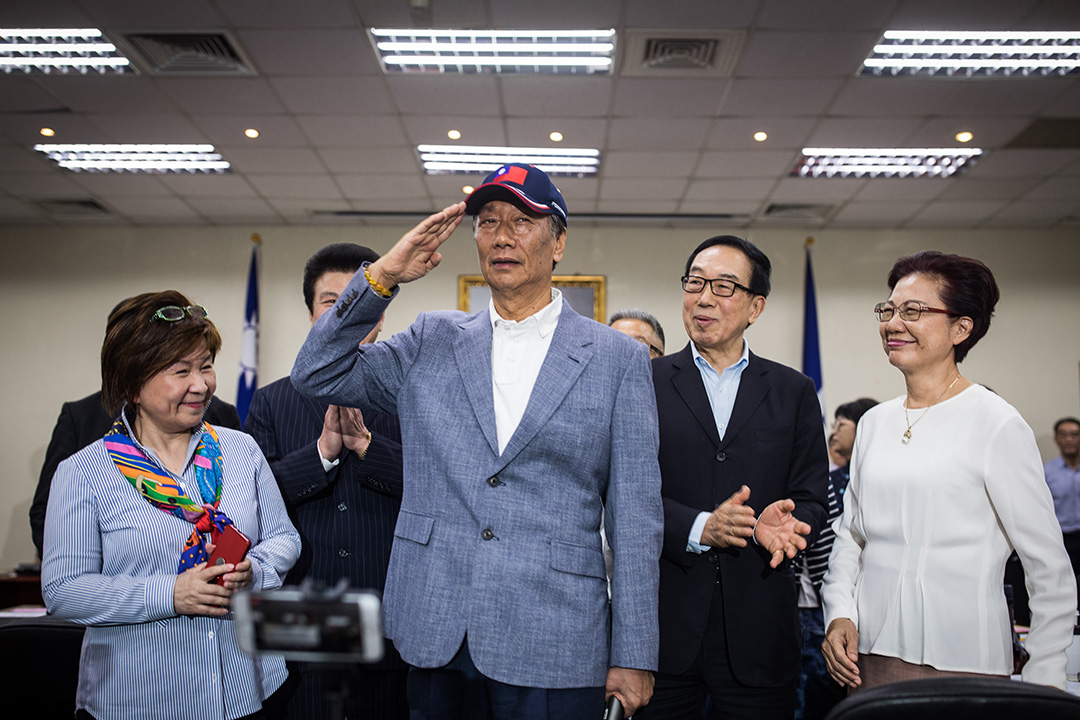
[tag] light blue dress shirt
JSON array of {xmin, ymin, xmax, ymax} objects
[
  {"xmin": 687, "ymin": 340, "xmax": 750, "ymax": 554},
  {"xmin": 1044, "ymin": 456, "xmax": 1080, "ymax": 533},
  {"xmin": 42, "ymin": 418, "xmax": 301, "ymax": 720}
]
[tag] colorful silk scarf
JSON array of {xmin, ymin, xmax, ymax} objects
[{"xmin": 104, "ymin": 415, "xmax": 234, "ymax": 573}]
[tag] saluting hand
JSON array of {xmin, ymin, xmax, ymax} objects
[{"xmin": 367, "ymin": 202, "xmax": 466, "ymax": 290}]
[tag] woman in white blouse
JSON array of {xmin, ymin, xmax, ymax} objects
[{"xmin": 820, "ymin": 251, "xmax": 1076, "ymax": 691}]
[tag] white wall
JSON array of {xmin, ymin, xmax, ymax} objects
[{"xmin": 2, "ymin": 220, "xmax": 1078, "ymax": 569}]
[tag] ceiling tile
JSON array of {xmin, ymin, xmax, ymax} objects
[
  {"xmin": 86, "ymin": 113, "xmax": 206, "ymax": 143},
  {"xmin": 506, "ymin": 118, "xmax": 606, "ymax": 149},
  {"xmin": 238, "ymin": 29, "xmax": 380, "ymax": 76},
  {"xmin": 337, "ymin": 173, "xmax": 428, "ymax": 201},
  {"xmin": 695, "ymin": 150, "xmax": 798, "ymax": 177},
  {"xmin": 0, "ymin": 173, "xmax": 92, "ymax": 197},
  {"xmin": 987, "ymin": 200, "xmax": 1080, "ymax": 226},
  {"xmin": 611, "ymin": 79, "xmax": 727, "ymax": 117},
  {"xmin": 271, "ymin": 77, "xmax": 395, "ymax": 115},
  {"xmin": 720, "ymin": 79, "xmax": 844, "ymax": 116},
  {"xmin": 354, "ymin": 0, "xmax": 488, "ymax": 27},
  {"xmin": 803, "ymin": 117, "xmax": 923, "ymax": 148},
  {"xmin": 625, "ymin": 0, "xmax": 760, "ymax": 28},
  {"xmin": 685, "ymin": 179, "xmax": 778, "ymax": 201},
  {"xmin": 596, "ymin": 199, "xmax": 681, "ymax": 214},
  {"xmin": 603, "ymin": 152, "xmax": 699, "ymax": 178},
  {"xmin": 854, "ymin": 178, "xmax": 955, "ymax": 201},
  {"xmin": 550, "ymin": 177, "xmax": 601, "ymax": 205},
  {"xmin": 34, "ymin": 76, "xmax": 177, "ymax": 114},
  {"xmin": 0, "ymin": 198, "xmax": 44, "ymax": 221},
  {"xmin": 904, "ymin": 117, "xmax": 1031, "ymax": 149},
  {"xmin": 937, "ymin": 177, "xmax": 1038, "ymax": 201},
  {"xmin": 706, "ymin": 117, "xmax": 816, "ymax": 150},
  {"xmin": 185, "ymin": 196, "xmax": 281, "ymax": 221},
  {"xmin": 501, "ymin": 76, "xmax": 615, "ymax": 118},
  {"xmin": 246, "ymin": 174, "xmax": 345, "ymax": 199},
  {"xmin": 964, "ymin": 149, "xmax": 1080, "ymax": 178},
  {"xmin": 402, "ymin": 116, "xmax": 507, "ymax": 147},
  {"xmin": 677, "ymin": 200, "xmax": 761, "ymax": 216},
  {"xmin": 736, "ymin": 32, "xmax": 877, "ymax": 77},
  {"xmin": 907, "ymin": 200, "xmax": 1008, "ymax": 226},
  {"xmin": 493, "ymin": 0, "xmax": 622, "ymax": 28},
  {"xmin": 69, "ymin": 174, "xmax": 172, "ymax": 197},
  {"xmin": 1023, "ymin": 176, "xmax": 1080, "ymax": 200},
  {"xmin": 387, "ymin": 76, "xmax": 500, "ymax": 115},
  {"xmin": 886, "ymin": 0, "xmax": 1035, "ymax": 30},
  {"xmin": 831, "ymin": 77, "xmax": 1069, "ymax": 118},
  {"xmin": 0, "ymin": 77, "xmax": 68, "ymax": 113},
  {"xmin": 0, "ymin": 114, "xmax": 114, "ymax": 146},
  {"xmin": 317, "ymin": 146, "xmax": 419, "ymax": 174},
  {"xmin": 607, "ymin": 118, "xmax": 711, "ymax": 151},
  {"xmin": 831, "ymin": 201, "xmax": 925, "ymax": 225},
  {"xmin": 218, "ymin": 0, "xmax": 357, "ymax": 28},
  {"xmin": 0, "ymin": 0, "xmax": 92, "ymax": 27},
  {"xmin": 599, "ymin": 178, "xmax": 686, "ymax": 201},
  {"xmin": 157, "ymin": 174, "xmax": 260, "ymax": 198},
  {"xmin": 156, "ymin": 78, "xmax": 286, "ymax": 115},
  {"xmin": 757, "ymin": 0, "xmax": 899, "ymax": 30},
  {"xmin": 297, "ymin": 115, "xmax": 410, "ymax": 147},
  {"xmin": 190, "ymin": 115, "xmax": 308, "ymax": 147},
  {"xmin": 105, "ymin": 196, "xmax": 203, "ymax": 220},
  {"xmin": 1042, "ymin": 83, "xmax": 1080, "ymax": 117},
  {"xmin": 219, "ymin": 147, "xmax": 326, "ymax": 174},
  {"xmin": 0, "ymin": 146, "xmax": 64, "ymax": 174},
  {"xmin": 769, "ymin": 177, "xmax": 867, "ymax": 202}
]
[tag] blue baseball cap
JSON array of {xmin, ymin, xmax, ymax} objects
[{"xmin": 464, "ymin": 163, "xmax": 568, "ymax": 225}]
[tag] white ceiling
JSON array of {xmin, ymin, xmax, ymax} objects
[{"xmin": 1, "ymin": 0, "xmax": 1079, "ymax": 228}]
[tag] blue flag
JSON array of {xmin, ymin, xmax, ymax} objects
[
  {"xmin": 236, "ymin": 241, "xmax": 259, "ymax": 425},
  {"xmin": 802, "ymin": 241, "xmax": 825, "ymax": 422}
]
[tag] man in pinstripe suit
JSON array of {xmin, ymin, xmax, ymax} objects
[{"xmin": 245, "ymin": 243, "xmax": 408, "ymax": 719}]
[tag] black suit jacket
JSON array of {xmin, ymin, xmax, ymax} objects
[
  {"xmin": 30, "ymin": 391, "xmax": 240, "ymax": 556},
  {"xmin": 244, "ymin": 376, "xmax": 405, "ymax": 671},
  {"xmin": 653, "ymin": 345, "xmax": 829, "ymax": 686}
]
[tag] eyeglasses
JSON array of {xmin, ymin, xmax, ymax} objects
[
  {"xmin": 150, "ymin": 305, "xmax": 209, "ymax": 323},
  {"xmin": 873, "ymin": 301, "xmax": 953, "ymax": 323},
  {"xmin": 681, "ymin": 275, "xmax": 754, "ymax": 298}
]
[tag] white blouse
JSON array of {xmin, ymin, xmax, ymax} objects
[{"xmin": 822, "ymin": 384, "xmax": 1076, "ymax": 689}]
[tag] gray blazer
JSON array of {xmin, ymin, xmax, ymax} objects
[{"xmin": 291, "ymin": 271, "xmax": 663, "ymax": 689}]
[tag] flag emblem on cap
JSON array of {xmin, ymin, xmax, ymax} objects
[{"xmin": 496, "ymin": 165, "xmax": 529, "ymax": 185}]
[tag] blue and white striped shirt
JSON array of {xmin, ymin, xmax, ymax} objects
[{"xmin": 41, "ymin": 421, "xmax": 301, "ymax": 720}]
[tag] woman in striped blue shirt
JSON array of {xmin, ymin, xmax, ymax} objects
[{"xmin": 42, "ymin": 291, "xmax": 301, "ymax": 720}]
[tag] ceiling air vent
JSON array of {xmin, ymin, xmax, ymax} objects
[
  {"xmin": 31, "ymin": 198, "xmax": 111, "ymax": 217},
  {"xmin": 115, "ymin": 32, "xmax": 253, "ymax": 76},
  {"xmin": 762, "ymin": 203, "xmax": 833, "ymax": 224},
  {"xmin": 620, "ymin": 29, "xmax": 745, "ymax": 78}
]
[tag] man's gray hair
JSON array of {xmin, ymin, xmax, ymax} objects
[{"xmin": 608, "ymin": 308, "xmax": 665, "ymax": 348}]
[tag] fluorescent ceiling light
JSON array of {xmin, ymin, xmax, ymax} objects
[
  {"xmin": 34, "ymin": 144, "xmax": 230, "ymax": 173},
  {"xmin": 792, "ymin": 148, "xmax": 983, "ymax": 178},
  {"xmin": 0, "ymin": 28, "xmax": 131, "ymax": 74},
  {"xmin": 861, "ymin": 30, "xmax": 1080, "ymax": 77},
  {"xmin": 417, "ymin": 144, "xmax": 600, "ymax": 175},
  {"xmin": 371, "ymin": 28, "xmax": 615, "ymax": 74}
]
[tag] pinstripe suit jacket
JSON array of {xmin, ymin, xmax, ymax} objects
[
  {"xmin": 291, "ymin": 271, "xmax": 663, "ymax": 689},
  {"xmin": 245, "ymin": 376, "xmax": 406, "ymax": 670}
]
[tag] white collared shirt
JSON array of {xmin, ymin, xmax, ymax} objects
[{"xmin": 489, "ymin": 288, "xmax": 563, "ymax": 454}]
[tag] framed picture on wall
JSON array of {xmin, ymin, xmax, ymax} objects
[{"xmin": 457, "ymin": 275, "xmax": 606, "ymax": 322}]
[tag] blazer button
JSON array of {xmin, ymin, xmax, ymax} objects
[
  {"xmin": 487, "ymin": 476, "xmax": 500, "ymax": 487},
  {"xmin": 715, "ymin": 451, "xmax": 726, "ymax": 462},
  {"xmin": 338, "ymin": 548, "xmax": 350, "ymax": 558},
  {"xmin": 708, "ymin": 553, "xmax": 718, "ymax": 564},
  {"xmin": 481, "ymin": 528, "xmax": 494, "ymax": 541},
  {"xmin": 337, "ymin": 502, "xmax": 348, "ymax": 512}
]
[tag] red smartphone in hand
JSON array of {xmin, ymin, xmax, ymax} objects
[{"xmin": 206, "ymin": 525, "xmax": 251, "ymax": 586}]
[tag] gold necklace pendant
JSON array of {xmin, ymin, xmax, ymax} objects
[
  {"xmin": 902, "ymin": 429, "xmax": 912, "ymax": 444},
  {"xmin": 901, "ymin": 374, "xmax": 961, "ymax": 445}
]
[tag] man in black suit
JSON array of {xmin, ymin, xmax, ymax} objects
[
  {"xmin": 244, "ymin": 243, "xmax": 408, "ymax": 720},
  {"xmin": 637, "ymin": 236, "xmax": 829, "ymax": 720},
  {"xmin": 30, "ymin": 392, "xmax": 240, "ymax": 557}
]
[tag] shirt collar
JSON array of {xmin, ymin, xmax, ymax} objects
[
  {"xmin": 488, "ymin": 287, "xmax": 562, "ymax": 338},
  {"xmin": 691, "ymin": 338, "xmax": 749, "ymax": 376}
]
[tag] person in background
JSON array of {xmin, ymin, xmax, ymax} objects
[
  {"xmin": 29, "ymin": 297, "xmax": 241, "ymax": 558},
  {"xmin": 796, "ymin": 398, "xmax": 877, "ymax": 720},
  {"xmin": 42, "ymin": 291, "xmax": 300, "ymax": 720},
  {"xmin": 822, "ymin": 251, "xmax": 1076, "ymax": 692},
  {"xmin": 245, "ymin": 243, "xmax": 409, "ymax": 719},
  {"xmin": 609, "ymin": 308, "xmax": 665, "ymax": 359},
  {"xmin": 1045, "ymin": 416, "xmax": 1080, "ymax": 597}
]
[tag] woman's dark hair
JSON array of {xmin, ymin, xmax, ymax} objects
[
  {"xmin": 684, "ymin": 235, "xmax": 771, "ymax": 298},
  {"xmin": 835, "ymin": 397, "xmax": 878, "ymax": 426},
  {"xmin": 887, "ymin": 251, "xmax": 999, "ymax": 363},
  {"xmin": 101, "ymin": 290, "xmax": 222, "ymax": 416}
]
